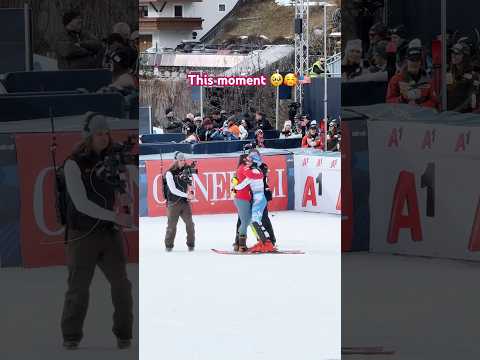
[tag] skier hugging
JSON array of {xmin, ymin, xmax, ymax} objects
[{"xmin": 231, "ymin": 149, "xmax": 277, "ymax": 253}]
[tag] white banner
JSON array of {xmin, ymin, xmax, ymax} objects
[
  {"xmin": 294, "ymin": 154, "xmax": 341, "ymax": 214},
  {"xmin": 368, "ymin": 120, "xmax": 480, "ymax": 261}
]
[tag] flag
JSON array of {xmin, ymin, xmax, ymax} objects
[{"xmin": 298, "ymin": 74, "xmax": 311, "ymax": 84}]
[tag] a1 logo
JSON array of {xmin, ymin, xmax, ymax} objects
[
  {"xmin": 302, "ymin": 172, "xmax": 341, "ymax": 209},
  {"xmin": 388, "ymin": 163, "xmax": 480, "ymax": 252},
  {"xmin": 302, "ymin": 173, "xmax": 322, "ymax": 207}
]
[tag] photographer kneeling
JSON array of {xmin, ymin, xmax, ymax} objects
[
  {"xmin": 61, "ymin": 112, "xmax": 136, "ymax": 350},
  {"xmin": 163, "ymin": 152, "xmax": 196, "ymax": 252}
]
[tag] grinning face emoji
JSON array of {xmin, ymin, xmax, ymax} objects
[
  {"xmin": 284, "ymin": 73, "xmax": 297, "ymax": 87},
  {"xmin": 270, "ymin": 73, "xmax": 284, "ymax": 87}
]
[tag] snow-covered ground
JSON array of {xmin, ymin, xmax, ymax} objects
[
  {"xmin": 0, "ymin": 264, "xmax": 138, "ymax": 360},
  {"xmin": 342, "ymin": 252, "xmax": 480, "ymax": 360},
  {"xmin": 140, "ymin": 211, "xmax": 341, "ymax": 360}
]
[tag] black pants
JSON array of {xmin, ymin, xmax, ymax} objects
[
  {"xmin": 236, "ymin": 206, "xmax": 276, "ymax": 245},
  {"xmin": 61, "ymin": 226, "xmax": 133, "ymax": 342}
]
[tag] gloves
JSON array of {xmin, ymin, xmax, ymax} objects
[
  {"xmin": 406, "ymin": 89, "xmax": 422, "ymax": 101},
  {"xmin": 231, "ymin": 176, "xmax": 239, "ymax": 195}
]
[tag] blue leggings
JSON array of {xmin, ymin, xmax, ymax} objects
[
  {"xmin": 234, "ymin": 199, "xmax": 251, "ymax": 236},
  {"xmin": 251, "ymin": 192, "xmax": 267, "ymax": 224}
]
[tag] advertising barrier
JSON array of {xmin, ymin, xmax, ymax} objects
[
  {"xmin": 340, "ymin": 117, "xmax": 370, "ymax": 251},
  {"xmin": 0, "ymin": 134, "xmax": 22, "ymax": 267},
  {"xmin": 15, "ymin": 131, "xmax": 139, "ymax": 268},
  {"xmin": 293, "ymin": 153, "xmax": 341, "ymax": 215},
  {"xmin": 146, "ymin": 155, "xmax": 290, "ymax": 216},
  {"xmin": 368, "ymin": 120, "xmax": 480, "ymax": 261}
]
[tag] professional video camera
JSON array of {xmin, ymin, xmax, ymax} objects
[
  {"xmin": 288, "ymin": 102, "xmax": 301, "ymax": 121},
  {"xmin": 178, "ymin": 161, "xmax": 198, "ymax": 186},
  {"xmin": 95, "ymin": 135, "xmax": 138, "ymax": 193}
]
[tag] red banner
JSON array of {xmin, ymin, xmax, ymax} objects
[
  {"xmin": 146, "ymin": 155, "xmax": 289, "ymax": 216},
  {"xmin": 15, "ymin": 131, "xmax": 138, "ymax": 268}
]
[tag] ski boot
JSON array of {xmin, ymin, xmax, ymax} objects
[
  {"xmin": 233, "ymin": 233, "xmax": 240, "ymax": 252},
  {"xmin": 117, "ymin": 338, "xmax": 132, "ymax": 350},
  {"xmin": 248, "ymin": 240, "xmax": 264, "ymax": 253},
  {"xmin": 63, "ymin": 340, "xmax": 79, "ymax": 350},
  {"xmin": 262, "ymin": 240, "xmax": 276, "ymax": 253},
  {"xmin": 238, "ymin": 235, "xmax": 248, "ymax": 252}
]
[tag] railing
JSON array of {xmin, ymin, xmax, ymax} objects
[{"xmin": 326, "ymin": 52, "xmax": 341, "ymax": 77}]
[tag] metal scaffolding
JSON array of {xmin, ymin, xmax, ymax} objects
[{"xmin": 294, "ymin": 0, "xmax": 309, "ymax": 107}]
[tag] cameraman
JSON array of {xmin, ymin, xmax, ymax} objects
[
  {"xmin": 164, "ymin": 152, "xmax": 196, "ymax": 251},
  {"xmin": 61, "ymin": 112, "xmax": 135, "ymax": 350}
]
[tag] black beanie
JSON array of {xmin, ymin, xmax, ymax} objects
[{"xmin": 63, "ymin": 10, "xmax": 81, "ymax": 27}]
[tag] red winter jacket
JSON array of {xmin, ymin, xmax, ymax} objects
[
  {"xmin": 302, "ymin": 133, "xmax": 324, "ymax": 149},
  {"xmin": 386, "ymin": 70, "xmax": 439, "ymax": 109},
  {"xmin": 235, "ymin": 164, "xmax": 252, "ymax": 202}
]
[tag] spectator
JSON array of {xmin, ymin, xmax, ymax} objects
[
  {"xmin": 182, "ymin": 116, "xmax": 193, "ymax": 128},
  {"xmin": 386, "ymin": 39, "xmax": 439, "ymax": 109},
  {"xmin": 129, "ymin": 30, "xmax": 140, "ymax": 74},
  {"xmin": 193, "ymin": 116, "xmax": 203, "ymax": 135},
  {"xmin": 112, "ymin": 22, "xmax": 131, "ymax": 44},
  {"xmin": 226, "ymin": 117, "xmax": 241, "ymax": 139},
  {"xmin": 368, "ymin": 40, "xmax": 394, "ymax": 81},
  {"xmin": 198, "ymin": 118, "xmax": 216, "ymax": 142},
  {"xmin": 239, "ymin": 119, "xmax": 249, "ymax": 140},
  {"xmin": 280, "ymin": 120, "xmax": 292, "ymax": 138},
  {"xmin": 301, "ymin": 122, "xmax": 324, "ymax": 149},
  {"xmin": 297, "ymin": 114, "xmax": 310, "ymax": 137},
  {"xmin": 327, "ymin": 119, "xmax": 341, "ymax": 151},
  {"xmin": 211, "ymin": 111, "xmax": 223, "ymax": 128},
  {"xmin": 220, "ymin": 109, "xmax": 228, "ymax": 124},
  {"xmin": 388, "ymin": 25, "xmax": 409, "ymax": 72},
  {"xmin": 160, "ymin": 108, "xmax": 183, "ymax": 133},
  {"xmin": 129, "ymin": 31, "xmax": 139, "ymax": 52},
  {"xmin": 241, "ymin": 112, "xmax": 253, "ymax": 130},
  {"xmin": 255, "ymin": 129, "xmax": 265, "ymax": 148},
  {"xmin": 56, "ymin": 10, "xmax": 104, "ymax": 69},
  {"xmin": 367, "ymin": 22, "xmax": 389, "ymax": 66},
  {"xmin": 110, "ymin": 46, "xmax": 138, "ymax": 91},
  {"xmin": 234, "ymin": 108, "xmax": 243, "ymax": 123},
  {"xmin": 182, "ymin": 123, "xmax": 200, "ymax": 144},
  {"xmin": 342, "ymin": 39, "xmax": 364, "ymax": 80},
  {"xmin": 255, "ymin": 112, "xmax": 273, "ymax": 131},
  {"xmin": 105, "ymin": 33, "xmax": 127, "ymax": 52},
  {"xmin": 447, "ymin": 42, "xmax": 477, "ymax": 112},
  {"xmin": 186, "ymin": 113, "xmax": 195, "ymax": 122}
]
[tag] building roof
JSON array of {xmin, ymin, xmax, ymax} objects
[
  {"xmin": 145, "ymin": 53, "xmax": 247, "ymax": 69},
  {"xmin": 222, "ymin": 45, "xmax": 294, "ymax": 76}
]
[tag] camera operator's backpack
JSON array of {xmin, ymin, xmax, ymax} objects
[{"xmin": 54, "ymin": 165, "xmax": 68, "ymax": 226}]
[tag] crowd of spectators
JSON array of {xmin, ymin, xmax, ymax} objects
[
  {"xmin": 154, "ymin": 108, "xmax": 341, "ymax": 152},
  {"xmin": 342, "ymin": 21, "xmax": 480, "ymax": 113},
  {"xmin": 55, "ymin": 9, "xmax": 139, "ymax": 94}
]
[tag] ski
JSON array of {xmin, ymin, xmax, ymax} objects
[
  {"xmin": 342, "ymin": 346, "xmax": 396, "ymax": 355},
  {"xmin": 211, "ymin": 249, "xmax": 305, "ymax": 255}
]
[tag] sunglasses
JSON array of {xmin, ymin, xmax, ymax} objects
[{"xmin": 407, "ymin": 56, "xmax": 421, "ymax": 62}]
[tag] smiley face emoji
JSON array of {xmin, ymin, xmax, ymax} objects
[
  {"xmin": 270, "ymin": 73, "xmax": 284, "ymax": 87},
  {"xmin": 284, "ymin": 73, "xmax": 297, "ymax": 87}
]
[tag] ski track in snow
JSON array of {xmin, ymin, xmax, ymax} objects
[{"xmin": 140, "ymin": 211, "xmax": 341, "ymax": 360}]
